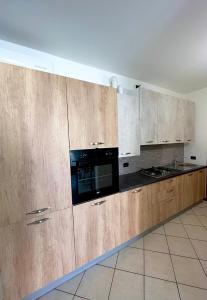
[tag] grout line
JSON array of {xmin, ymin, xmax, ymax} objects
[
  {"xmin": 73, "ymin": 271, "xmax": 86, "ymax": 299},
  {"xmin": 107, "ymin": 252, "xmax": 119, "ymax": 300},
  {"xmin": 183, "ymin": 224, "xmax": 207, "ymax": 281},
  {"xmin": 163, "ymin": 223, "xmax": 182, "ymax": 300}
]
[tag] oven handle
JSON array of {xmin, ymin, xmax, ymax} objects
[{"xmin": 91, "ymin": 200, "xmax": 106, "ymax": 206}]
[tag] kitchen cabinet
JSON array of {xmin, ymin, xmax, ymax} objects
[
  {"xmin": 0, "ymin": 209, "xmax": 75, "ymax": 300},
  {"xmin": 184, "ymin": 100, "xmax": 195, "ymax": 143},
  {"xmin": 140, "ymin": 87, "xmax": 158, "ymax": 145},
  {"xmin": 0, "ymin": 63, "xmax": 72, "ymax": 227},
  {"xmin": 195, "ymin": 169, "xmax": 206, "ymax": 203},
  {"xmin": 67, "ymin": 78, "xmax": 118, "ymax": 150},
  {"xmin": 183, "ymin": 172, "xmax": 196, "ymax": 208},
  {"xmin": 117, "ymin": 186, "xmax": 152, "ymax": 244},
  {"xmin": 173, "ymin": 98, "xmax": 185, "ymax": 143},
  {"xmin": 157, "ymin": 96, "xmax": 184, "ymax": 144},
  {"xmin": 151, "ymin": 178, "xmax": 177, "ymax": 224},
  {"xmin": 73, "ymin": 194, "xmax": 119, "ymax": 267},
  {"xmin": 176, "ymin": 175, "xmax": 185, "ymax": 212},
  {"xmin": 118, "ymin": 90, "xmax": 140, "ymax": 157}
]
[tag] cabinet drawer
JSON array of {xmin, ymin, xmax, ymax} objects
[{"xmin": 0, "ymin": 209, "xmax": 75, "ymax": 300}]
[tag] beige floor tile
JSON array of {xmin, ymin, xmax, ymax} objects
[
  {"xmin": 144, "ymin": 233, "xmax": 169, "ymax": 253},
  {"xmin": 99, "ymin": 253, "xmax": 118, "ymax": 268},
  {"xmin": 200, "ymin": 260, "xmax": 207, "ymax": 275},
  {"xmin": 129, "ymin": 238, "xmax": 144, "ymax": 249},
  {"xmin": 151, "ymin": 225, "xmax": 165, "ymax": 235},
  {"xmin": 145, "ymin": 250, "xmax": 175, "ymax": 281},
  {"xmin": 167, "ymin": 236, "xmax": 196, "ymax": 258},
  {"xmin": 164, "ymin": 223, "xmax": 188, "ymax": 238},
  {"xmin": 184, "ymin": 208, "xmax": 195, "ymax": 215},
  {"xmin": 170, "ymin": 216, "xmax": 181, "ymax": 224},
  {"xmin": 74, "ymin": 297, "xmax": 89, "ymax": 300},
  {"xmin": 76, "ymin": 265, "xmax": 113, "ymax": 300},
  {"xmin": 184, "ymin": 225, "xmax": 207, "ymax": 241},
  {"xmin": 109, "ymin": 270, "xmax": 144, "ymax": 300},
  {"xmin": 197, "ymin": 201, "xmax": 207, "ymax": 208},
  {"xmin": 145, "ymin": 277, "xmax": 179, "ymax": 300},
  {"xmin": 116, "ymin": 247, "xmax": 144, "ymax": 274},
  {"xmin": 197, "ymin": 215, "xmax": 207, "ymax": 227},
  {"xmin": 193, "ymin": 207, "xmax": 207, "ymax": 217},
  {"xmin": 178, "ymin": 284, "xmax": 207, "ymax": 300},
  {"xmin": 171, "ymin": 255, "xmax": 207, "ymax": 289},
  {"xmin": 57, "ymin": 273, "xmax": 83, "ymax": 294},
  {"xmin": 180, "ymin": 213, "xmax": 202, "ymax": 226},
  {"xmin": 191, "ymin": 239, "xmax": 207, "ymax": 260},
  {"xmin": 40, "ymin": 290, "xmax": 73, "ymax": 299}
]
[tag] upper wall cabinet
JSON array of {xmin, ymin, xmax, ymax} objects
[
  {"xmin": 140, "ymin": 87, "xmax": 158, "ymax": 145},
  {"xmin": 184, "ymin": 100, "xmax": 195, "ymax": 143},
  {"xmin": 118, "ymin": 90, "xmax": 140, "ymax": 157},
  {"xmin": 0, "ymin": 63, "xmax": 72, "ymax": 227},
  {"xmin": 157, "ymin": 96, "xmax": 184, "ymax": 144},
  {"xmin": 67, "ymin": 78, "xmax": 118, "ymax": 150}
]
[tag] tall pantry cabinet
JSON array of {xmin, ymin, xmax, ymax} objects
[{"xmin": 0, "ymin": 63, "xmax": 75, "ymax": 300}]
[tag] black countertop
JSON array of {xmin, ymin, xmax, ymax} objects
[{"xmin": 119, "ymin": 164, "xmax": 207, "ymax": 192}]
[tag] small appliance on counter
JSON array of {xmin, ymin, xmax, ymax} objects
[{"xmin": 70, "ymin": 148, "xmax": 119, "ymax": 205}]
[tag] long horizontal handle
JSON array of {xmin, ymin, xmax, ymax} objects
[
  {"xmin": 27, "ymin": 218, "xmax": 50, "ymax": 226},
  {"xmin": 176, "ymin": 139, "xmax": 181, "ymax": 142},
  {"xmin": 146, "ymin": 141, "xmax": 154, "ymax": 144},
  {"xmin": 167, "ymin": 189, "xmax": 174, "ymax": 193},
  {"xmin": 90, "ymin": 142, "xmax": 105, "ymax": 146},
  {"xmin": 91, "ymin": 200, "xmax": 106, "ymax": 206},
  {"xmin": 132, "ymin": 189, "xmax": 142, "ymax": 193},
  {"xmin": 121, "ymin": 152, "xmax": 131, "ymax": 155},
  {"xmin": 26, "ymin": 207, "xmax": 49, "ymax": 215}
]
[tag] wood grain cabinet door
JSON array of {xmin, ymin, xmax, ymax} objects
[
  {"xmin": 0, "ymin": 63, "xmax": 72, "ymax": 227},
  {"xmin": 73, "ymin": 195, "xmax": 119, "ymax": 267},
  {"xmin": 157, "ymin": 95, "xmax": 175, "ymax": 144},
  {"xmin": 184, "ymin": 100, "xmax": 195, "ymax": 143},
  {"xmin": 67, "ymin": 78, "xmax": 118, "ymax": 149},
  {"xmin": 183, "ymin": 172, "xmax": 196, "ymax": 208},
  {"xmin": 118, "ymin": 91, "xmax": 140, "ymax": 157},
  {"xmin": 195, "ymin": 169, "xmax": 206, "ymax": 203},
  {"xmin": 117, "ymin": 186, "xmax": 152, "ymax": 244},
  {"xmin": 140, "ymin": 87, "xmax": 158, "ymax": 145},
  {"xmin": 0, "ymin": 209, "xmax": 75, "ymax": 300}
]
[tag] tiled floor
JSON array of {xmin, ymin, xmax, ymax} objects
[{"xmin": 40, "ymin": 201, "xmax": 207, "ymax": 300}]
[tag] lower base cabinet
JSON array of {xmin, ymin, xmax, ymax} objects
[
  {"xmin": 73, "ymin": 195, "xmax": 119, "ymax": 267},
  {"xmin": 73, "ymin": 186, "xmax": 152, "ymax": 267},
  {"xmin": 195, "ymin": 169, "xmax": 206, "ymax": 203},
  {"xmin": 0, "ymin": 209, "xmax": 75, "ymax": 300},
  {"xmin": 117, "ymin": 186, "xmax": 152, "ymax": 244}
]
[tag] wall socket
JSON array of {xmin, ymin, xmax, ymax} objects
[
  {"xmin": 190, "ymin": 156, "xmax": 196, "ymax": 160},
  {"xmin": 123, "ymin": 162, "xmax": 129, "ymax": 168}
]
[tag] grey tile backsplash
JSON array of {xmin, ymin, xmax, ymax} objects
[{"xmin": 119, "ymin": 144, "xmax": 184, "ymax": 175}]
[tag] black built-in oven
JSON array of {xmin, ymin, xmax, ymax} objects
[{"xmin": 70, "ymin": 148, "xmax": 119, "ymax": 205}]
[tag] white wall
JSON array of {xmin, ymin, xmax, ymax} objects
[
  {"xmin": 184, "ymin": 87, "xmax": 207, "ymax": 165},
  {"xmin": 0, "ymin": 39, "xmax": 183, "ymax": 97}
]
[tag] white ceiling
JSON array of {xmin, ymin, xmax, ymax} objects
[{"xmin": 0, "ymin": 0, "xmax": 207, "ymax": 93}]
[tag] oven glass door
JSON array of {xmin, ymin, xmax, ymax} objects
[{"xmin": 71, "ymin": 156, "xmax": 119, "ymax": 205}]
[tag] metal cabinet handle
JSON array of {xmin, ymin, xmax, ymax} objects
[
  {"xmin": 188, "ymin": 173, "xmax": 193, "ymax": 177},
  {"xmin": 162, "ymin": 140, "xmax": 169, "ymax": 143},
  {"xmin": 26, "ymin": 207, "xmax": 49, "ymax": 215},
  {"xmin": 97, "ymin": 142, "xmax": 104, "ymax": 145},
  {"xmin": 146, "ymin": 141, "xmax": 153, "ymax": 144},
  {"xmin": 167, "ymin": 189, "xmax": 174, "ymax": 193},
  {"xmin": 167, "ymin": 198, "xmax": 174, "ymax": 203},
  {"xmin": 91, "ymin": 200, "xmax": 106, "ymax": 206},
  {"xmin": 121, "ymin": 152, "xmax": 131, "ymax": 155},
  {"xmin": 176, "ymin": 139, "xmax": 181, "ymax": 142},
  {"xmin": 90, "ymin": 142, "xmax": 98, "ymax": 146},
  {"xmin": 187, "ymin": 139, "xmax": 192, "ymax": 142},
  {"xmin": 132, "ymin": 189, "xmax": 142, "ymax": 193},
  {"xmin": 167, "ymin": 179, "xmax": 173, "ymax": 183},
  {"xmin": 27, "ymin": 218, "xmax": 50, "ymax": 226}
]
